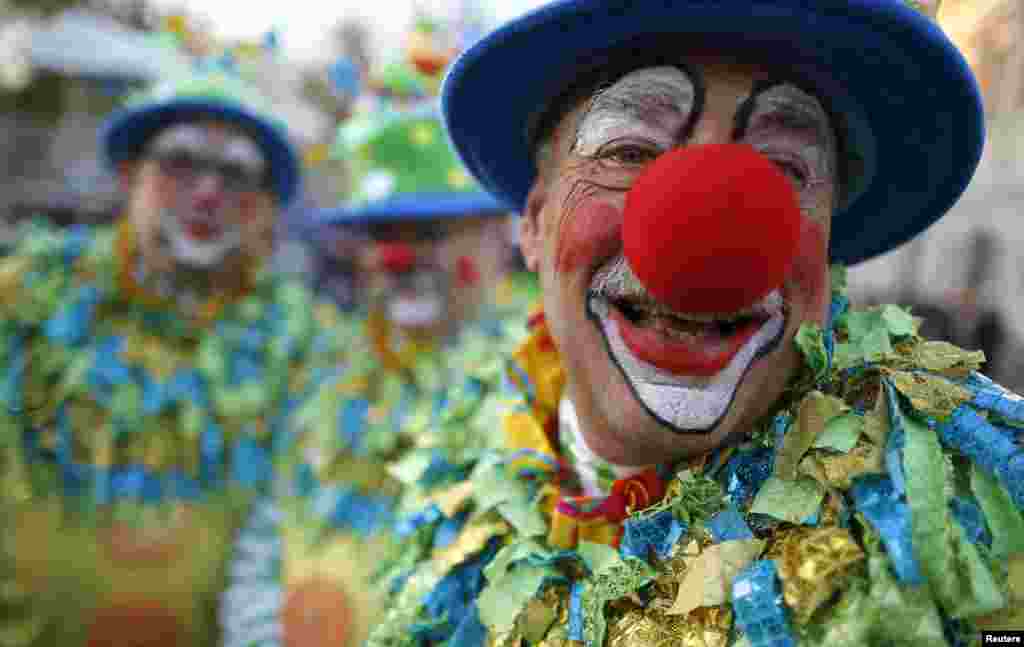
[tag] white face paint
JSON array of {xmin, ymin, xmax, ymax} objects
[
  {"xmin": 588, "ymin": 254, "xmax": 786, "ymax": 431},
  {"xmin": 574, "ymin": 66, "xmax": 696, "ymax": 159},
  {"xmin": 148, "ymin": 123, "xmax": 266, "ymax": 269},
  {"xmin": 388, "ymin": 296, "xmax": 444, "ymax": 328},
  {"xmin": 160, "ymin": 207, "xmax": 243, "ymax": 269},
  {"xmin": 591, "ymin": 292, "xmax": 785, "ymax": 430}
]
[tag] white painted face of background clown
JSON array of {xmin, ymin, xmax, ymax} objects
[
  {"xmin": 143, "ymin": 122, "xmax": 268, "ymax": 269},
  {"xmin": 520, "ymin": 59, "xmax": 840, "ymax": 466}
]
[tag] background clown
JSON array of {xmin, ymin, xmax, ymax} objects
[
  {"xmin": 360, "ymin": 0, "xmax": 1024, "ymax": 646},
  {"xmin": 0, "ymin": 64, "xmax": 351, "ymax": 646},
  {"xmin": 218, "ymin": 32, "xmax": 532, "ymax": 647}
]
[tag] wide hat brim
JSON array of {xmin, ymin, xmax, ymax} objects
[
  {"xmin": 317, "ymin": 191, "xmax": 512, "ymax": 226},
  {"xmin": 101, "ymin": 99, "xmax": 302, "ymax": 207},
  {"xmin": 441, "ymin": 0, "xmax": 985, "ymax": 265}
]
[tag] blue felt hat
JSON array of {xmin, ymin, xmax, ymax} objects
[
  {"xmin": 318, "ymin": 101, "xmax": 513, "ymax": 225},
  {"xmin": 441, "ymin": 0, "xmax": 985, "ymax": 265},
  {"xmin": 101, "ymin": 70, "xmax": 301, "ymax": 207}
]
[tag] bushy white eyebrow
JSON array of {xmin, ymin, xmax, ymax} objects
[
  {"xmin": 148, "ymin": 123, "xmax": 266, "ymax": 171},
  {"xmin": 149, "ymin": 124, "xmax": 207, "ymax": 155},
  {"xmin": 223, "ymin": 137, "xmax": 267, "ymax": 172},
  {"xmin": 574, "ymin": 66, "xmax": 696, "ymax": 154},
  {"xmin": 745, "ymin": 83, "xmax": 833, "ymax": 147}
]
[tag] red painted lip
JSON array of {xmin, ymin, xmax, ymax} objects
[
  {"xmin": 608, "ymin": 301, "xmax": 765, "ymax": 377},
  {"xmin": 183, "ymin": 221, "xmax": 219, "ymax": 240}
]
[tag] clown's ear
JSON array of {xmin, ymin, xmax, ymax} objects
[{"xmin": 519, "ymin": 182, "xmax": 546, "ymax": 272}]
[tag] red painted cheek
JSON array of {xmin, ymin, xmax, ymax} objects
[
  {"xmin": 790, "ymin": 217, "xmax": 830, "ymax": 321},
  {"xmin": 555, "ymin": 198, "xmax": 622, "ymax": 275}
]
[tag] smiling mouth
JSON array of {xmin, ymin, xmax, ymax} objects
[
  {"xmin": 586, "ymin": 288, "xmax": 787, "ymax": 432},
  {"xmin": 600, "ymin": 295, "xmax": 774, "ymax": 376},
  {"xmin": 180, "ymin": 216, "xmax": 223, "ymax": 241}
]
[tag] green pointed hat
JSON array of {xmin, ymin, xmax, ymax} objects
[{"xmin": 319, "ymin": 99, "xmax": 510, "ymax": 224}]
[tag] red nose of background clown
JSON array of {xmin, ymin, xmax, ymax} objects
[
  {"xmin": 377, "ymin": 242, "xmax": 418, "ymax": 273},
  {"xmin": 622, "ymin": 144, "xmax": 803, "ymax": 314}
]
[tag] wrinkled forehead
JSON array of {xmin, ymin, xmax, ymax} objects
[{"xmin": 147, "ymin": 120, "xmax": 266, "ymax": 168}]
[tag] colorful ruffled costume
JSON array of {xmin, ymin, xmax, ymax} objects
[
  {"xmin": 363, "ymin": 269, "xmax": 1024, "ymax": 647},
  {"xmin": 0, "ymin": 219, "xmax": 353, "ymax": 646},
  {"xmin": 219, "ymin": 297, "xmax": 529, "ymax": 647}
]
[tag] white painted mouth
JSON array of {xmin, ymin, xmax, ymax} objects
[
  {"xmin": 589, "ymin": 291, "xmax": 785, "ymax": 431},
  {"xmin": 162, "ymin": 209, "xmax": 241, "ymax": 269},
  {"xmin": 389, "ymin": 295, "xmax": 444, "ymax": 328}
]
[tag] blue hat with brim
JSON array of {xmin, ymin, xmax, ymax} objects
[
  {"xmin": 321, "ymin": 100, "xmax": 514, "ymax": 226},
  {"xmin": 101, "ymin": 75, "xmax": 301, "ymax": 207},
  {"xmin": 441, "ymin": 0, "xmax": 985, "ymax": 265},
  {"xmin": 318, "ymin": 191, "xmax": 510, "ymax": 225}
]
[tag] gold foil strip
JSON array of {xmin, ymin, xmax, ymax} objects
[
  {"xmin": 773, "ymin": 526, "xmax": 865, "ymax": 623},
  {"xmin": 432, "ymin": 520, "xmax": 509, "ymax": 573},
  {"xmin": 607, "ymin": 605, "xmax": 732, "ymax": 647}
]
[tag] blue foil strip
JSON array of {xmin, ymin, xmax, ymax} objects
[
  {"xmin": 824, "ymin": 295, "xmax": 849, "ymax": 373},
  {"xmin": 166, "ymin": 470, "xmax": 201, "ymax": 501},
  {"xmin": 950, "ymin": 496, "xmax": 992, "ymax": 547},
  {"xmin": 937, "ymin": 405, "xmax": 1024, "ymax": 508},
  {"xmin": 311, "ymin": 485, "xmax": 396, "ymax": 535},
  {"xmin": 731, "ymin": 560, "xmax": 796, "ymax": 647},
  {"xmin": 1, "ymin": 330, "xmax": 25, "ymax": 412},
  {"xmin": 395, "ymin": 503, "xmax": 443, "ymax": 537},
  {"xmin": 200, "ymin": 421, "xmax": 225, "ymax": 490},
  {"xmin": 419, "ymin": 451, "xmax": 460, "ymax": 488},
  {"xmin": 141, "ymin": 375, "xmax": 168, "ymax": 415},
  {"xmin": 168, "ymin": 370, "xmax": 208, "ymax": 408},
  {"xmin": 62, "ymin": 224, "xmax": 89, "ymax": 266},
  {"xmin": 293, "ymin": 462, "xmax": 317, "ymax": 498},
  {"xmin": 338, "ymin": 397, "xmax": 369, "ymax": 454},
  {"xmin": 965, "ymin": 373, "xmax": 1024, "ymax": 426},
  {"xmin": 706, "ymin": 505, "xmax": 753, "ymax": 543},
  {"xmin": 44, "ymin": 285, "xmax": 100, "ymax": 347},
  {"xmin": 850, "ymin": 473, "xmax": 923, "ymax": 584},
  {"xmin": 568, "ymin": 580, "xmax": 584, "ymax": 642},
  {"xmin": 111, "ymin": 464, "xmax": 146, "ymax": 499},
  {"xmin": 449, "ymin": 602, "xmax": 488, "ymax": 647},
  {"xmin": 882, "ymin": 380, "xmax": 908, "ymax": 497},
  {"xmin": 620, "ymin": 509, "xmax": 687, "ymax": 562},
  {"xmin": 432, "ymin": 509, "xmax": 470, "ymax": 551},
  {"xmin": 232, "ymin": 436, "xmax": 271, "ymax": 489},
  {"xmin": 92, "ymin": 465, "xmax": 111, "ymax": 506},
  {"xmin": 415, "ymin": 539, "xmax": 499, "ymax": 644},
  {"xmin": 141, "ymin": 470, "xmax": 163, "ymax": 504},
  {"xmin": 230, "ymin": 352, "xmax": 264, "ymax": 386},
  {"xmin": 720, "ymin": 445, "xmax": 774, "ymax": 507}
]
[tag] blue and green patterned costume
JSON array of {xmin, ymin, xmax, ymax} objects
[
  {"xmin": 0, "ymin": 220, "xmax": 353, "ymax": 646},
  {"xmin": 219, "ymin": 289, "xmax": 531, "ymax": 646}
]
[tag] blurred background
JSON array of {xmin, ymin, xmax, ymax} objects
[{"xmin": 0, "ymin": 0, "xmax": 1021, "ymax": 384}]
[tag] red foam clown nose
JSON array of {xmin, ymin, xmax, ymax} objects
[
  {"xmin": 377, "ymin": 242, "xmax": 417, "ymax": 273},
  {"xmin": 622, "ymin": 144, "xmax": 803, "ymax": 314}
]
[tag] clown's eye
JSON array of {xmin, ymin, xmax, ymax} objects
[
  {"xmin": 770, "ymin": 158, "xmax": 809, "ymax": 191},
  {"xmin": 598, "ymin": 142, "xmax": 660, "ymax": 167}
]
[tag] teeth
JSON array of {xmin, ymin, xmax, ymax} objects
[{"xmin": 623, "ymin": 300, "xmax": 758, "ymax": 324}]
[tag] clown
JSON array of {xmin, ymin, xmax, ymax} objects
[
  {"xmin": 218, "ymin": 58, "xmax": 530, "ymax": 647},
  {"xmin": 358, "ymin": 1, "xmax": 1024, "ymax": 646},
  {"xmin": 0, "ymin": 67, "xmax": 351, "ymax": 646}
]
